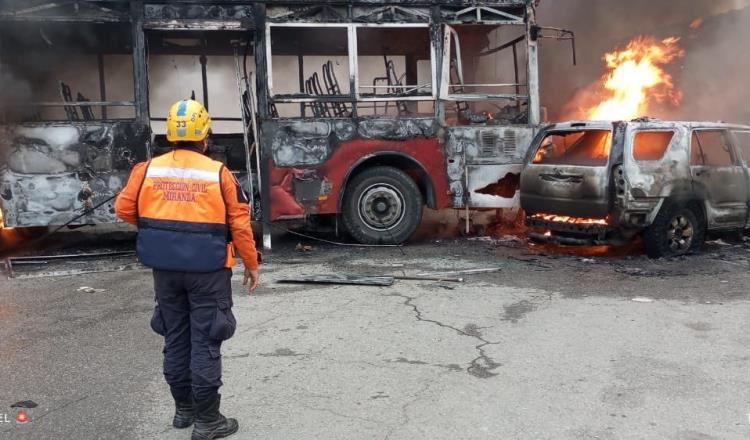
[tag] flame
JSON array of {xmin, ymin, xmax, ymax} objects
[
  {"xmin": 569, "ymin": 36, "xmax": 685, "ymax": 121},
  {"xmin": 532, "ymin": 213, "xmax": 608, "ymax": 226},
  {"xmin": 690, "ymin": 18, "xmax": 703, "ymax": 30},
  {"xmin": 0, "ymin": 207, "xmax": 22, "ymax": 252}
]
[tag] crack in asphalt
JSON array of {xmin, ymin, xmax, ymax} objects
[
  {"xmin": 33, "ymin": 394, "xmax": 91, "ymax": 422},
  {"xmin": 383, "ymin": 380, "xmax": 433, "ymax": 440},
  {"xmin": 300, "ymin": 403, "xmax": 386, "ymax": 426},
  {"xmin": 383, "ymin": 292, "xmax": 502, "ymax": 379}
]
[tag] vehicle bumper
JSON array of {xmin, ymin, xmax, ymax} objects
[{"xmin": 525, "ymin": 217, "xmax": 615, "ymax": 246}]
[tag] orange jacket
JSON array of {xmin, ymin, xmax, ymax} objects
[{"xmin": 115, "ymin": 149, "xmax": 260, "ymax": 270}]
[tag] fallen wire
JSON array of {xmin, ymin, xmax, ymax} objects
[
  {"xmin": 375, "ymin": 216, "xmax": 407, "ymax": 256},
  {"xmin": 262, "ymin": 221, "xmax": 404, "ymax": 249}
]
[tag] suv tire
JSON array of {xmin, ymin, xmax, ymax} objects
[
  {"xmin": 644, "ymin": 201, "xmax": 706, "ymax": 258},
  {"xmin": 341, "ymin": 166, "xmax": 423, "ymax": 245}
]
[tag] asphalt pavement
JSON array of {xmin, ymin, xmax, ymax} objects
[{"xmin": 2, "ymin": 231, "xmax": 750, "ymax": 439}]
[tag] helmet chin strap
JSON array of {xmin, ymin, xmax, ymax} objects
[{"xmin": 201, "ymin": 128, "xmax": 213, "ymax": 154}]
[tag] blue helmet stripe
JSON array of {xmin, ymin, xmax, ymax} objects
[{"xmin": 176, "ymin": 100, "xmax": 188, "ymax": 116}]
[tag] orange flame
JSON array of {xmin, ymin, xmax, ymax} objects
[
  {"xmin": 690, "ymin": 18, "xmax": 703, "ymax": 30},
  {"xmin": 0, "ymin": 207, "xmax": 22, "ymax": 252},
  {"xmin": 532, "ymin": 213, "xmax": 608, "ymax": 226},
  {"xmin": 568, "ymin": 36, "xmax": 685, "ymax": 121}
]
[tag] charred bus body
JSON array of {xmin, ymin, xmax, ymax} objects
[{"xmin": 0, "ymin": 1, "xmax": 568, "ymax": 247}]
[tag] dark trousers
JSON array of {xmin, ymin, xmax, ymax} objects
[{"xmin": 150, "ymin": 268, "xmax": 237, "ymax": 402}]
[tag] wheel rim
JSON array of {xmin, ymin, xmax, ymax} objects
[
  {"xmin": 357, "ymin": 183, "xmax": 406, "ymax": 231},
  {"xmin": 666, "ymin": 214, "xmax": 694, "ymax": 253}
]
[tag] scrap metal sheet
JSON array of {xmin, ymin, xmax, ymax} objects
[{"xmin": 278, "ymin": 274, "xmax": 394, "ymax": 286}]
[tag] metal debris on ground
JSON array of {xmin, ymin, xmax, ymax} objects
[
  {"xmin": 279, "ymin": 273, "xmax": 465, "ymax": 285},
  {"xmin": 416, "ymin": 267, "xmax": 502, "ymax": 277},
  {"xmin": 267, "ymin": 259, "xmax": 312, "ymax": 265},
  {"xmin": 77, "ymin": 286, "xmax": 107, "ymax": 293},
  {"xmin": 507, "ymin": 256, "xmax": 553, "ymax": 269},
  {"xmin": 279, "ymin": 274, "xmax": 394, "ymax": 287},
  {"xmin": 393, "ymin": 275, "xmax": 464, "ymax": 283},
  {"xmin": 10, "ymin": 263, "xmax": 144, "ymax": 280},
  {"xmin": 631, "ymin": 297, "xmax": 655, "ymax": 303},
  {"xmin": 614, "ymin": 267, "xmax": 680, "ymax": 277},
  {"xmin": 706, "ymin": 239, "xmax": 733, "ymax": 247},
  {"xmin": 360, "ymin": 262, "xmax": 405, "ymax": 268},
  {"xmin": 295, "ymin": 243, "xmax": 314, "ymax": 253},
  {"xmin": 468, "ymin": 235, "xmax": 525, "ymax": 248},
  {"xmin": 10, "ymin": 251, "xmax": 135, "ymax": 262},
  {"xmin": 5, "ymin": 251, "xmax": 138, "ymax": 278}
]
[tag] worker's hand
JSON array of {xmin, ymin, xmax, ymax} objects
[{"xmin": 243, "ymin": 268, "xmax": 260, "ymax": 294}]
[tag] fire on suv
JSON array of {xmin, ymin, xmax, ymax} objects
[{"xmin": 520, "ymin": 119, "xmax": 750, "ymax": 257}]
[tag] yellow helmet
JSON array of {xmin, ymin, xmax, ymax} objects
[{"xmin": 166, "ymin": 99, "xmax": 212, "ymax": 142}]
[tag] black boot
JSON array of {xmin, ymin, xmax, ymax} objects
[
  {"xmin": 191, "ymin": 394, "xmax": 239, "ymax": 440},
  {"xmin": 172, "ymin": 395, "xmax": 196, "ymax": 429}
]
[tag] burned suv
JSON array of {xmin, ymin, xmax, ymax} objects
[{"xmin": 521, "ymin": 120, "xmax": 750, "ymax": 257}]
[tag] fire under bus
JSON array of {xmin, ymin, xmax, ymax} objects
[{"xmin": 0, "ymin": 0, "xmax": 574, "ymax": 249}]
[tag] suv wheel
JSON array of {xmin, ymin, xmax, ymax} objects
[
  {"xmin": 644, "ymin": 201, "xmax": 705, "ymax": 258},
  {"xmin": 341, "ymin": 166, "xmax": 423, "ymax": 245}
]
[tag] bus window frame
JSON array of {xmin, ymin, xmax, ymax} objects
[{"xmin": 266, "ymin": 22, "xmax": 438, "ymax": 119}]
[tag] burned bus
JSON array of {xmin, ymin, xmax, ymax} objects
[{"xmin": 0, "ymin": 0, "xmax": 572, "ymax": 248}]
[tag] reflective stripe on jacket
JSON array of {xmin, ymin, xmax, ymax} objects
[{"xmin": 137, "ymin": 149, "xmax": 229, "ymax": 272}]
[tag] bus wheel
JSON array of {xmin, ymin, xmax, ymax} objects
[{"xmin": 341, "ymin": 166, "xmax": 423, "ymax": 245}]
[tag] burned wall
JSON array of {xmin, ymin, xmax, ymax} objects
[
  {"xmin": 144, "ymin": 4, "xmax": 253, "ymax": 21},
  {"xmin": 0, "ymin": 122, "xmax": 149, "ymax": 227},
  {"xmin": 263, "ymin": 117, "xmax": 440, "ymax": 167},
  {"xmin": 445, "ymin": 126, "xmax": 534, "ymax": 208},
  {"xmin": 261, "ymin": 117, "xmax": 449, "ymax": 220},
  {"xmin": 262, "ymin": 116, "xmax": 534, "ymax": 218}
]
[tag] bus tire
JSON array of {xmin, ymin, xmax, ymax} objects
[{"xmin": 341, "ymin": 166, "xmax": 423, "ymax": 245}]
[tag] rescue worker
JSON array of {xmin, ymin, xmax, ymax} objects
[{"xmin": 115, "ymin": 99, "xmax": 260, "ymax": 440}]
